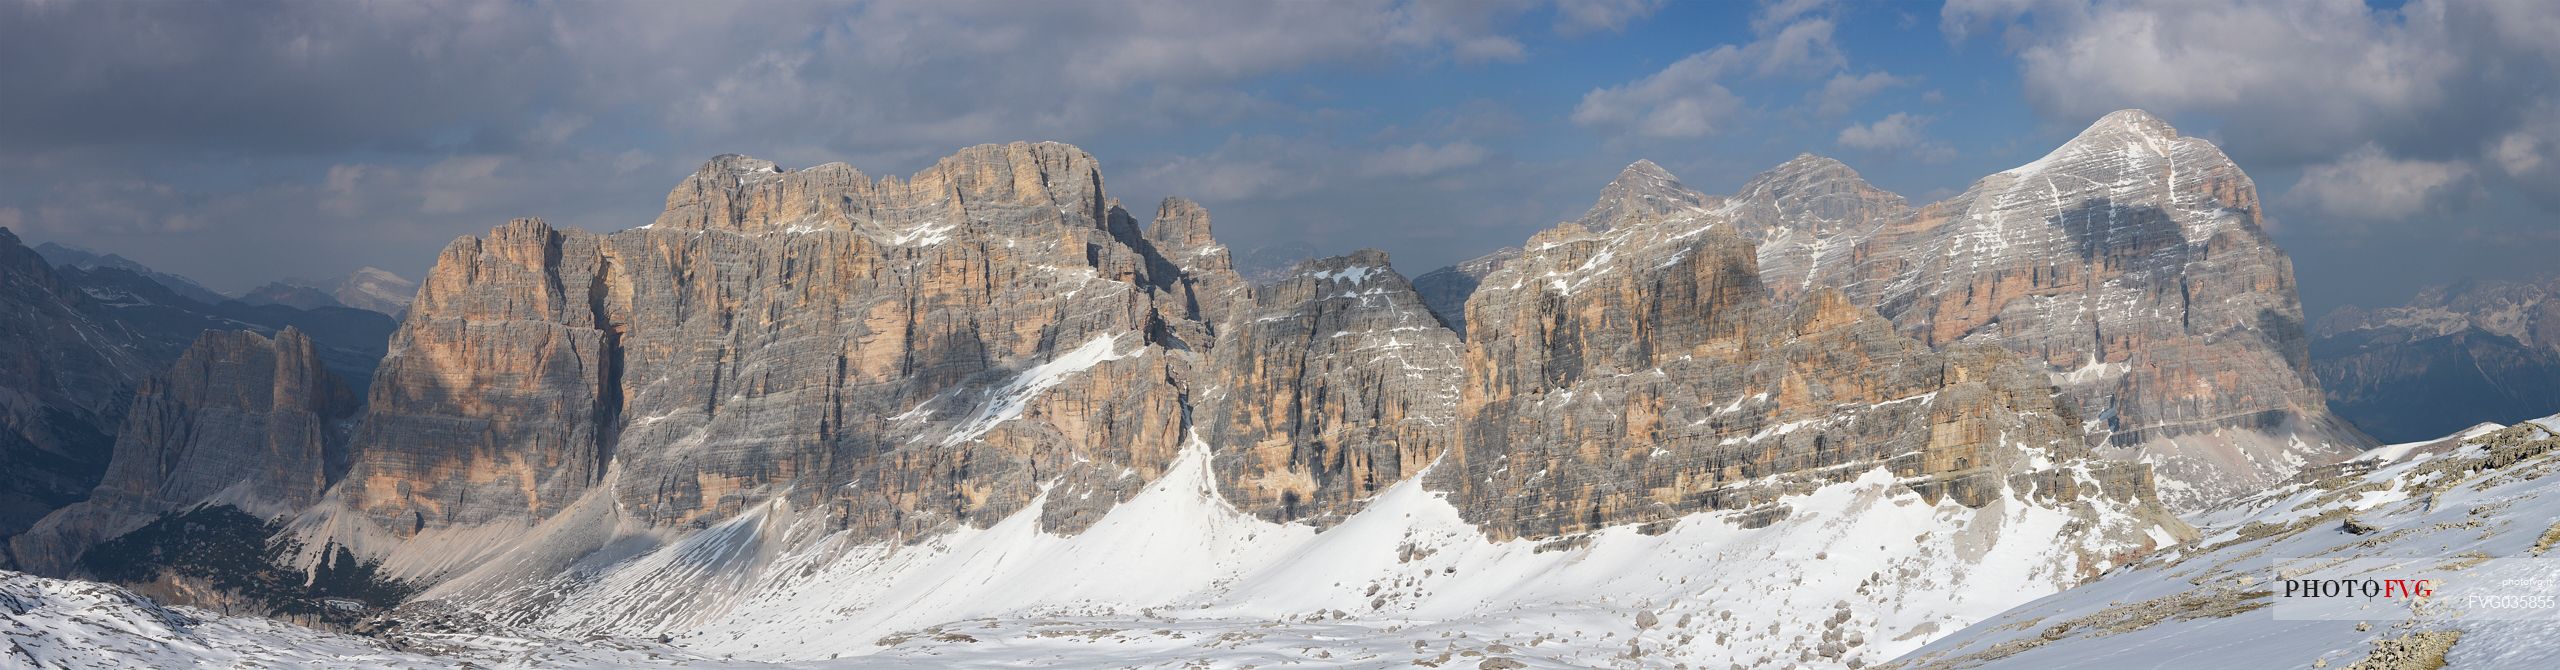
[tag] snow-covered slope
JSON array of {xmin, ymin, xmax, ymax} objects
[
  {"xmin": 339, "ymin": 429, "xmax": 2166, "ymax": 669},
  {"xmin": 1889, "ymin": 416, "xmax": 2560, "ymax": 669},
  {"xmin": 0, "ymin": 568, "xmax": 719, "ymax": 669}
]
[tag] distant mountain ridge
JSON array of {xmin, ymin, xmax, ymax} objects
[
  {"xmin": 242, "ymin": 268, "xmax": 417, "ymax": 317},
  {"xmin": 2, "ymin": 111, "xmax": 2383, "ymax": 668},
  {"xmin": 32, "ymin": 241, "xmax": 232, "ymax": 306},
  {"xmin": 0, "ymin": 228, "xmax": 395, "ymax": 568},
  {"xmin": 2312, "ymin": 276, "xmax": 2560, "ymax": 441}
]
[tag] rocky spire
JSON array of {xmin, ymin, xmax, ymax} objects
[{"xmin": 1146, "ymin": 196, "xmax": 1245, "ymax": 333}]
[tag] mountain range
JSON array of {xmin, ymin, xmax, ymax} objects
[
  {"xmin": 2312, "ymin": 277, "xmax": 2560, "ymax": 442},
  {"xmin": 7, "ymin": 110, "xmax": 2542, "ymax": 669}
]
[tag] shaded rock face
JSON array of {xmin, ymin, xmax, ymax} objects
[
  {"xmin": 0, "ymin": 228, "xmax": 146, "ymax": 552},
  {"xmin": 9, "ymin": 329, "xmax": 356, "ymax": 575},
  {"xmin": 0, "ymin": 231, "xmax": 390, "ymax": 562},
  {"xmin": 2313, "ymin": 277, "xmax": 2560, "ymax": 441},
  {"xmin": 1196, "ymin": 250, "xmax": 1462, "ymax": 524},
  {"xmin": 1143, "ymin": 197, "xmax": 1246, "ymax": 343},
  {"xmin": 1431, "ymin": 179, "xmax": 2151, "ymax": 540},
  {"xmin": 332, "ymin": 143, "xmax": 1197, "ymax": 543},
  {"xmin": 1423, "ymin": 110, "xmax": 2363, "ymax": 510},
  {"xmin": 1411, "ymin": 247, "xmax": 1517, "ymax": 336}
]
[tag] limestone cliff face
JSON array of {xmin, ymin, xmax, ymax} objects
[
  {"xmin": 11, "ymin": 329, "xmax": 355, "ymax": 575},
  {"xmin": 1797, "ymin": 110, "xmax": 2363, "ymax": 508},
  {"xmin": 336, "ymin": 219, "xmax": 621, "ymax": 532},
  {"xmin": 1430, "ymin": 174, "xmax": 2153, "ymax": 540},
  {"xmin": 1196, "ymin": 250, "xmax": 1462, "ymax": 524},
  {"xmin": 251, "ymin": 138, "xmax": 2187, "ymax": 604},
  {"xmin": 1421, "ymin": 110, "xmax": 2363, "ymax": 510},
  {"xmin": 1144, "ymin": 197, "xmax": 1247, "ymax": 343},
  {"xmin": 332, "ymin": 143, "xmax": 1196, "ymax": 546},
  {"xmin": 1722, "ymin": 154, "xmax": 1910, "ymax": 302}
]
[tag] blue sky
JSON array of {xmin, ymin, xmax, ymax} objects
[{"xmin": 2, "ymin": 0, "xmax": 2554, "ymax": 318}]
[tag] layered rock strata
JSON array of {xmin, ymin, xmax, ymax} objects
[
  {"xmin": 1195, "ymin": 250, "xmax": 1463, "ymax": 524},
  {"xmin": 1422, "ymin": 110, "xmax": 2366, "ymax": 509},
  {"xmin": 10, "ymin": 329, "xmax": 355, "ymax": 575},
  {"xmin": 1434, "ymin": 170, "xmax": 2159, "ymax": 539}
]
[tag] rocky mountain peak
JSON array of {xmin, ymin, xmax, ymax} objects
[
  {"xmin": 1576, "ymin": 158, "xmax": 1709, "ymax": 231},
  {"xmin": 651, "ymin": 142, "xmax": 1111, "ymax": 235},
  {"xmin": 2091, "ymin": 108, "xmax": 2177, "ymax": 138},
  {"xmin": 696, "ymin": 153, "xmax": 785, "ymax": 180},
  {"xmin": 1148, "ymin": 195, "xmax": 1245, "ymax": 334},
  {"xmin": 1743, "ymin": 153, "xmax": 1875, "ymax": 193},
  {"xmin": 1294, "ymin": 248, "xmax": 1395, "ymax": 279}
]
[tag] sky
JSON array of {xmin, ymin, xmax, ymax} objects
[{"xmin": 1, "ymin": 0, "xmax": 2554, "ymax": 319}]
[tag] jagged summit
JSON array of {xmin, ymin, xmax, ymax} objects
[
  {"xmin": 1145, "ymin": 196, "xmax": 1218, "ymax": 250},
  {"xmin": 652, "ymin": 141, "xmax": 1110, "ymax": 234},
  {"xmin": 1576, "ymin": 158, "xmax": 1709, "ymax": 231}
]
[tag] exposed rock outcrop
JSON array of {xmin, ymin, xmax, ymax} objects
[
  {"xmin": 1421, "ymin": 110, "xmax": 2365, "ymax": 509},
  {"xmin": 1196, "ymin": 250, "xmax": 1462, "ymax": 524},
  {"xmin": 10, "ymin": 329, "xmax": 356, "ymax": 575},
  {"xmin": 1432, "ymin": 172, "xmax": 2161, "ymax": 539},
  {"xmin": 327, "ymin": 143, "xmax": 1198, "ymax": 558},
  {"xmin": 0, "ymin": 228, "xmax": 148, "ymax": 556},
  {"xmin": 1144, "ymin": 196, "xmax": 1246, "ymax": 342}
]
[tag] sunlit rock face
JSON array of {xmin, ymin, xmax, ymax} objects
[
  {"xmin": 1432, "ymin": 164, "xmax": 2160, "ymax": 540},
  {"xmin": 1424, "ymin": 110, "xmax": 2366, "ymax": 510},
  {"xmin": 1814, "ymin": 110, "xmax": 2365, "ymax": 509},
  {"xmin": 333, "ymin": 143, "xmax": 1200, "ymax": 546}
]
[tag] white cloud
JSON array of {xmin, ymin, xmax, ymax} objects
[
  {"xmin": 2286, "ymin": 144, "xmax": 2473, "ymax": 220},
  {"xmin": 1836, "ymin": 112, "xmax": 1954, "ymax": 161},
  {"xmin": 1572, "ymin": 52, "xmax": 1750, "ymax": 139},
  {"xmin": 1571, "ymin": 0, "xmax": 1845, "ymax": 140},
  {"xmin": 1813, "ymin": 71, "xmax": 1908, "ymax": 117},
  {"xmin": 2488, "ymin": 103, "xmax": 2560, "ymax": 206},
  {"xmin": 1553, "ymin": 0, "xmax": 1666, "ymax": 35},
  {"xmin": 1837, "ymin": 113, "xmax": 1925, "ymax": 151},
  {"xmin": 1363, "ymin": 142, "xmax": 1492, "ymax": 178},
  {"xmin": 1948, "ymin": 0, "xmax": 2560, "ymax": 223}
]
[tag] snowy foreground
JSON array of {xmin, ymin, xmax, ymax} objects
[
  {"xmin": 6, "ymin": 432, "xmax": 2172, "ymax": 668},
  {"xmin": 1891, "ymin": 419, "xmax": 2560, "ymax": 669},
  {"xmin": 20, "ymin": 408, "xmax": 2560, "ymax": 669}
]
